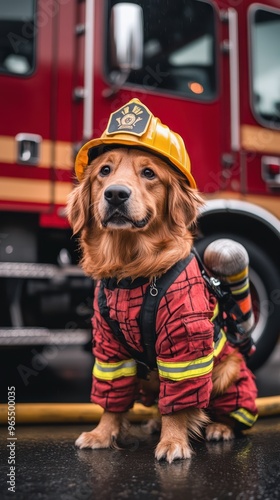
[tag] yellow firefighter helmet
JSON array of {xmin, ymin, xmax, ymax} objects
[{"xmin": 75, "ymin": 98, "xmax": 196, "ymax": 188}]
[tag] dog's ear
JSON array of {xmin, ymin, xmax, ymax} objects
[
  {"xmin": 167, "ymin": 176, "xmax": 204, "ymax": 230},
  {"xmin": 66, "ymin": 176, "xmax": 91, "ymax": 234}
]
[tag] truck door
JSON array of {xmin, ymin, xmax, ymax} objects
[
  {"xmin": 241, "ymin": 3, "xmax": 280, "ymax": 219},
  {"xmin": 0, "ymin": 0, "xmax": 55, "ymax": 213},
  {"xmin": 96, "ymin": 0, "xmax": 223, "ymax": 193}
]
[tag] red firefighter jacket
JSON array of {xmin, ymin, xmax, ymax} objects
[{"xmin": 90, "ymin": 256, "xmax": 258, "ymax": 428}]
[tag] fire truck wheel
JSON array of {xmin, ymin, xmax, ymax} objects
[{"xmin": 195, "ymin": 234, "xmax": 280, "ymax": 372}]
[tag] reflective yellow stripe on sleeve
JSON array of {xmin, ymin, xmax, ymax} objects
[
  {"xmin": 213, "ymin": 329, "xmax": 227, "ymax": 357},
  {"xmin": 211, "ymin": 303, "xmax": 219, "ymax": 322},
  {"xmin": 157, "ymin": 352, "xmax": 213, "ymax": 381},
  {"xmin": 93, "ymin": 359, "xmax": 137, "ymax": 381},
  {"xmin": 211, "ymin": 301, "xmax": 227, "ymax": 358},
  {"xmin": 229, "ymin": 408, "xmax": 258, "ymax": 427}
]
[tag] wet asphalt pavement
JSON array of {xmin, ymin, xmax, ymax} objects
[
  {"xmin": 0, "ymin": 418, "xmax": 280, "ymax": 500},
  {"xmin": 0, "ymin": 344, "xmax": 280, "ymax": 499}
]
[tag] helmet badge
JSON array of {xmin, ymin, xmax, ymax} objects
[{"xmin": 106, "ymin": 100, "xmax": 152, "ymax": 137}]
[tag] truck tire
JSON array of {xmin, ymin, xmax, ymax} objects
[{"xmin": 195, "ymin": 234, "xmax": 280, "ymax": 371}]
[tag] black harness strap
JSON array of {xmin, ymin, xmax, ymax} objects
[
  {"xmin": 98, "ymin": 280, "xmax": 151, "ymax": 375},
  {"xmin": 138, "ymin": 253, "xmax": 194, "ymax": 369}
]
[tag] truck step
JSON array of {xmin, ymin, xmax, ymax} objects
[
  {"xmin": 0, "ymin": 262, "xmax": 86, "ymax": 279},
  {"xmin": 0, "ymin": 328, "xmax": 91, "ymax": 346}
]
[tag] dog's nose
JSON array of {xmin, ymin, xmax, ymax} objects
[{"xmin": 104, "ymin": 185, "xmax": 131, "ymax": 206}]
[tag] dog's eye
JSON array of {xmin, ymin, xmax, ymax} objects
[
  {"xmin": 142, "ymin": 168, "xmax": 155, "ymax": 179},
  {"xmin": 99, "ymin": 165, "xmax": 111, "ymax": 176}
]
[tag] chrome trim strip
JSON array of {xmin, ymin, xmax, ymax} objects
[
  {"xmin": 0, "ymin": 328, "xmax": 91, "ymax": 346},
  {"xmin": 83, "ymin": 0, "xmax": 94, "ymax": 139},
  {"xmin": 228, "ymin": 8, "xmax": 240, "ymax": 151}
]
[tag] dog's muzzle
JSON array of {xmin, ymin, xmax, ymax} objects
[{"xmin": 102, "ymin": 184, "xmax": 150, "ymax": 229}]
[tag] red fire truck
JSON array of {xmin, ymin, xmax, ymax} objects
[{"xmin": 0, "ymin": 0, "xmax": 280, "ymax": 370}]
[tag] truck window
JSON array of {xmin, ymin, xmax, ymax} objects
[
  {"xmin": 250, "ymin": 7, "xmax": 280, "ymax": 128},
  {"xmin": 0, "ymin": 0, "xmax": 35, "ymax": 75},
  {"xmin": 107, "ymin": 0, "xmax": 217, "ymax": 101}
]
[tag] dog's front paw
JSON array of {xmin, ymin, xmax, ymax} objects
[
  {"xmin": 75, "ymin": 430, "xmax": 114, "ymax": 449},
  {"xmin": 155, "ymin": 439, "xmax": 192, "ymax": 463},
  {"xmin": 205, "ymin": 423, "xmax": 234, "ymax": 442}
]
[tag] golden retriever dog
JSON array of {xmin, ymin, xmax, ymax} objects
[{"xmin": 67, "ymin": 99, "xmax": 258, "ymax": 462}]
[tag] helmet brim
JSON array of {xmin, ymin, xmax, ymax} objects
[{"xmin": 75, "ymin": 137, "xmax": 197, "ymax": 189}]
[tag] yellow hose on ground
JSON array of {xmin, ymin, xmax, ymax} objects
[{"xmin": 1, "ymin": 397, "xmax": 280, "ymax": 425}]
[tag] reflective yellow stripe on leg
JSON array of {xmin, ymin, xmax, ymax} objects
[{"xmin": 229, "ymin": 408, "xmax": 258, "ymax": 427}]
